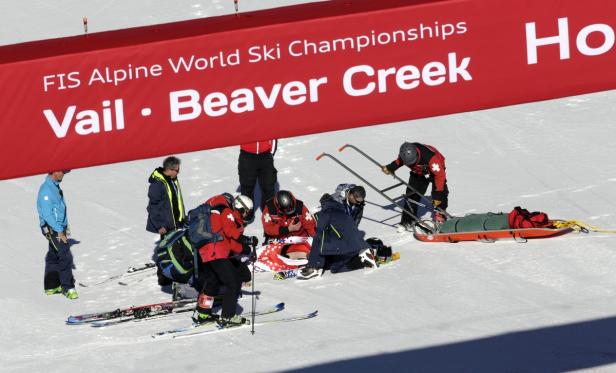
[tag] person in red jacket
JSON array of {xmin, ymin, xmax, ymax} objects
[
  {"xmin": 238, "ymin": 140, "xmax": 278, "ymax": 216},
  {"xmin": 261, "ymin": 190, "xmax": 316, "ymax": 258},
  {"xmin": 382, "ymin": 142, "xmax": 449, "ymax": 229},
  {"xmin": 194, "ymin": 194, "xmax": 259, "ymax": 328}
]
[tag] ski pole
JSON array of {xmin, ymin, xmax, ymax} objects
[
  {"xmin": 339, "ymin": 144, "xmax": 453, "ymax": 218},
  {"xmin": 317, "ymin": 152, "xmax": 434, "ymax": 233},
  {"xmin": 250, "ymin": 245, "xmax": 256, "ymax": 335}
]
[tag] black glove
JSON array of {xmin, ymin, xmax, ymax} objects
[
  {"xmin": 239, "ymin": 235, "xmax": 259, "ymax": 247},
  {"xmin": 249, "ymin": 246, "xmax": 257, "ymax": 263},
  {"xmin": 241, "ymin": 243, "xmax": 252, "ymax": 256}
]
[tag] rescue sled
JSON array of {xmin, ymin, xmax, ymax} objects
[{"xmin": 413, "ymin": 223, "xmax": 573, "ymax": 243}]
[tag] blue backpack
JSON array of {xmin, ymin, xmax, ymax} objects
[{"xmin": 187, "ymin": 203, "xmax": 224, "ymax": 248}]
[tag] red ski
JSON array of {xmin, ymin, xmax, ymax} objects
[{"xmin": 413, "ymin": 224, "xmax": 573, "ymax": 243}]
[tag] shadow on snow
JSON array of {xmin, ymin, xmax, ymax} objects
[{"xmin": 286, "ymin": 316, "xmax": 616, "ymax": 373}]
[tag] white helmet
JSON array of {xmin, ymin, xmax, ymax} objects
[{"xmin": 233, "ymin": 195, "xmax": 254, "ymax": 218}]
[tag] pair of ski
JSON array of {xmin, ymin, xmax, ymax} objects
[
  {"xmin": 77, "ymin": 262, "xmax": 156, "ymax": 288},
  {"xmin": 67, "ymin": 298, "xmax": 197, "ymax": 325},
  {"xmin": 152, "ymin": 302, "xmax": 318, "ymax": 340}
]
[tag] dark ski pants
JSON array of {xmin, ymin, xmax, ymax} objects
[
  {"xmin": 402, "ymin": 173, "xmax": 449, "ymax": 225},
  {"xmin": 44, "ymin": 232, "xmax": 75, "ymax": 291},
  {"xmin": 238, "ymin": 151, "xmax": 277, "ymax": 208},
  {"xmin": 307, "ymin": 247, "xmax": 362, "ymax": 273},
  {"xmin": 199, "ymin": 258, "xmax": 251, "ymax": 319}
]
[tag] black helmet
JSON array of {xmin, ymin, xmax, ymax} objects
[
  {"xmin": 274, "ymin": 190, "xmax": 296, "ymax": 215},
  {"xmin": 399, "ymin": 142, "xmax": 418, "ymax": 166}
]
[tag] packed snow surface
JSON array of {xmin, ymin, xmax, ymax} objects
[{"xmin": 1, "ymin": 1, "xmax": 615, "ymax": 372}]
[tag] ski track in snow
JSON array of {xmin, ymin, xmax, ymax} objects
[{"xmin": 1, "ymin": 1, "xmax": 616, "ymax": 372}]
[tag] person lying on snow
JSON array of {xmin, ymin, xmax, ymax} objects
[
  {"xmin": 253, "ymin": 236, "xmax": 312, "ymax": 275},
  {"xmin": 297, "ymin": 195, "xmax": 377, "ymax": 280}
]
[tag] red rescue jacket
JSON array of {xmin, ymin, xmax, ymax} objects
[
  {"xmin": 386, "ymin": 143, "xmax": 447, "ymax": 193},
  {"xmin": 261, "ymin": 199, "xmax": 316, "ymax": 240},
  {"xmin": 240, "ymin": 140, "xmax": 274, "ymax": 154},
  {"xmin": 198, "ymin": 195, "xmax": 245, "ymax": 263}
]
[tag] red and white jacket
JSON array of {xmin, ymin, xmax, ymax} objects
[
  {"xmin": 240, "ymin": 140, "xmax": 276, "ymax": 154},
  {"xmin": 198, "ymin": 195, "xmax": 245, "ymax": 263},
  {"xmin": 261, "ymin": 198, "xmax": 316, "ymax": 241},
  {"xmin": 385, "ymin": 143, "xmax": 447, "ymax": 195}
]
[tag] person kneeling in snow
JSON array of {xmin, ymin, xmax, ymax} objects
[
  {"xmin": 297, "ymin": 195, "xmax": 377, "ymax": 280},
  {"xmin": 261, "ymin": 190, "xmax": 316, "ymax": 260},
  {"xmin": 320, "ymin": 184, "xmax": 366, "ymax": 227}
]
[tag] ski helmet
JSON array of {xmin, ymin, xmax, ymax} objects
[
  {"xmin": 233, "ymin": 195, "xmax": 253, "ymax": 219},
  {"xmin": 222, "ymin": 192, "xmax": 234, "ymax": 207},
  {"xmin": 274, "ymin": 190, "xmax": 296, "ymax": 215},
  {"xmin": 399, "ymin": 142, "xmax": 418, "ymax": 166}
]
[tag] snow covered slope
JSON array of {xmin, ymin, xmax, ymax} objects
[{"xmin": 1, "ymin": 1, "xmax": 615, "ymax": 372}]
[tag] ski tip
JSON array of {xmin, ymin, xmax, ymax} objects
[
  {"xmin": 66, "ymin": 316, "xmax": 83, "ymax": 324},
  {"xmin": 77, "ymin": 283, "xmax": 87, "ymax": 288},
  {"xmin": 275, "ymin": 302, "xmax": 285, "ymax": 310}
]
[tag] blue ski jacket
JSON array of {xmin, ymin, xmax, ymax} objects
[
  {"xmin": 37, "ymin": 175, "xmax": 67, "ymax": 233},
  {"xmin": 310, "ymin": 199, "xmax": 368, "ymax": 271}
]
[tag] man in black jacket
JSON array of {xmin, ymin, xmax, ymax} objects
[
  {"xmin": 320, "ymin": 183, "xmax": 366, "ymax": 227},
  {"xmin": 146, "ymin": 156, "xmax": 186, "ymax": 286},
  {"xmin": 297, "ymin": 197, "xmax": 376, "ymax": 280}
]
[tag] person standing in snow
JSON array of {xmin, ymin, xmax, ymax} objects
[
  {"xmin": 37, "ymin": 170, "xmax": 78, "ymax": 299},
  {"xmin": 238, "ymin": 140, "xmax": 278, "ymax": 219},
  {"xmin": 193, "ymin": 194, "xmax": 258, "ymax": 327},
  {"xmin": 146, "ymin": 156, "xmax": 186, "ymax": 286},
  {"xmin": 382, "ymin": 142, "xmax": 449, "ymax": 229}
]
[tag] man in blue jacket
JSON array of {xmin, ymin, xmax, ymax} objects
[
  {"xmin": 146, "ymin": 156, "xmax": 185, "ymax": 237},
  {"xmin": 37, "ymin": 170, "xmax": 77, "ymax": 299},
  {"xmin": 320, "ymin": 183, "xmax": 366, "ymax": 227},
  {"xmin": 297, "ymin": 196, "xmax": 376, "ymax": 280},
  {"xmin": 146, "ymin": 156, "xmax": 186, "ymax": 286}
]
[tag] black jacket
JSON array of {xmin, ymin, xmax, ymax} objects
[
  {"xmin": 146, "ymin": 168, "xmax": 185, "ymax": 233},
  {"xmin": 309, "ymin": 199, "xmax": 368, "ymax": 271}
]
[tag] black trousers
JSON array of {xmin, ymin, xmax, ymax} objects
[
  {"xmin": 402, "ymin": 173, "xmax": 449, "ymax": 225},
  {"xmin": 238, "ymin": 151, "xmax": 277, "ymax": 208},
  {"xmin": 199, "ymin": 258, "xmax": 251, "ymax": 318},
  {"xmin": 43, "ymin": 231, "xmax": 75, "ymax": 291}
]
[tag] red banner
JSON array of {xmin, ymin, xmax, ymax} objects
[{"xmin": 1, "ymin": 0, "xmax": 615, "ymax": 180}]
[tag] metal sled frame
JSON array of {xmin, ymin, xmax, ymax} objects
[{"xmin": 316, "ymin": 152, "xmax": 434, "ymax": 233}]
